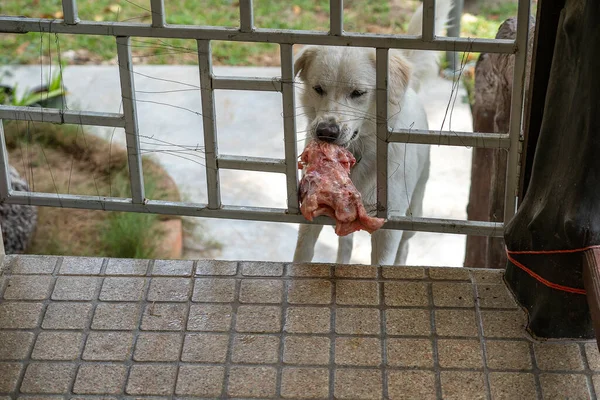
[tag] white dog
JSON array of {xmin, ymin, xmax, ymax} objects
[{"xmin": 293, "ymin": 1, "xmax": 452, "ymax": 266}]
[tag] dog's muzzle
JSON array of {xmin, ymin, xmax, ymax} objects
[{"xmin": 315, "ymin": 122, "xmax": 340, "ymax": 143}]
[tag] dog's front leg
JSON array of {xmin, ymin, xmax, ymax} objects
[
  {"xmin": 293, "ymin": 224, "xmax": 324, "ymax": 263},
  {"xmin": 370, "ymin": 229, "xmax": 403, "ymax": 266},
  {"xmin": 336, "ymin": 234, "xmax": 353, "ymax": 264}
]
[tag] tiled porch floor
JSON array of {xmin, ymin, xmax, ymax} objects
[{"xmin": 0, "ymin": 255, "xmax": 598, "ymax": 399}]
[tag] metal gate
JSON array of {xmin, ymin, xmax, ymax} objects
[{"xmin": 0, "ymin": 0, "xmax": 530, "ymax": 237}]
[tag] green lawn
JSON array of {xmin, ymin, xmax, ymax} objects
[{"xmin": 0, "ymin": 0, "xmax": 523, "ymax": 66}]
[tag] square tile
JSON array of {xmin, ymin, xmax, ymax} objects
[
  {"xmin": 83, "ymin": 332, "xmax": 133, "ymax": 361},
  {"xmin": 0, "ymin": 331, "xmax": 34, "ymax": 360},
  {"xmin": 92, "ymin": 302, "xmax": 140, "ymax": 330},
  {"xmin": 192, "ymin": 278, "xmax": 236, "ymax": 302},
  {"xmin": 140, "ymin": 303, "xmax": 187, "ymax": 331},
  {"xmin": 593, "ymin": 375, "xmax": 600, "ymax": 398},
  {"xmin": 489, "ymin": 372, "xmax": 537, "ymax": 400},
  {"xmin": 539, "ymin": 373, "xmax": 590, "ymax": 400},
  {"xmin": 382, "ymin": 266, "xmax": 426, "ymax": 279},
  {"xmin": 235, "ymin": 305, "xmax": 281, "ymax": 333},
  {"xmin": 187, "ymin": 304, "xmax": 232, "ymax": 331},
  {"xmin": 99, "ymin": 278, "xmax": 146, "ymax": 301},
  {"xmin": 21, "ymin": 362, "xmax": 76, "ymax": 393},
  {"xmin": 195, "ymin": 260, "xmax": 237, "ymax": 276},
  {"xmin": 227, "ymin": 366, "xmax": 277, "ymax": 398},
  {"xmin": 437, "ymin": 339, "xmax": 484, "ymax": 369},
  {"xmin": 52, "ymin": 277, "xmax": 101, "ymax": 300},
  {"xmin": 32, "ymin": 332, "xmax": 83, "ymax": 360},
  {"xmin": 126, "ymin": 364, "xmax": 177, "ymax": 396},
  {"xmin": 471, "ymin": 269, "xmax": 505, "ymax": 284},
  {"xmin": 105, "ymin": 258, "xmax": 148, "ymax": 275},
  {"xmin": 335, "ymin": 337, "xmax": 381, "ymax": 366},
  {"xmin": 3, "ymin": 275, "xmax": 54, "ymax": 300},
  {"xmin": 232, "ymin": 334, "xmax": 279, "ymax": 364},
  {"xmin": 284, "ymin": 336, "xmax": 330, "ymax": 365},
  {"xmin": 386, "ymin": 309, "xmax": 431, "ymax": 336},
  {"xmin": 334, "ymin": 369, "xmax": 382, "ymax": 400},
  {"xmin": 59, "ymin": 257, "xmax": 103, "ymax": 274},
  {"xmin": 486, "ymin": 340, "xmax": 532, "ymax": 370},
  {"xmin": 386, "ymin": 338, "xmax": 433, "ymax": 368},
  {"xmin": 134, "ymin": 333, "xmax": 183, "ymax": 361},
  {"xmin": 287, "ymin": 280, "xmax": 332, "ymax": 304},
  {"xmin": 335, "ymin": 307, "xmax": 380, "ymax": 335},
  {"xmin": 0, "ymin": 362, "xmax": 22, "ymax": 392},
  {"xmin": 147, "ymin": 278, "xmax": 191, "ymax": 302},
  {"xmin": 585, "ymin": 343, "xmax": 600, "ymax": 371},
  {"xmin": 284, "ymin": 307, "xmax": 330, "ymax": 334},
  {"xmin": 429, "ymin": 267, "xmax": 471, "ymax": 280},
  {"xmin": 441, "ymin": 372, "xmax": 486, "ymax": 400},
  {"xmin": 241, "ymin": 261, "xmax": 284, "ymax": 276},
  {"xmin": 73, "ymin": 364, "xmax": 127, "ymax": 394},
  {"xmin": 42, "ymin": 302, "xmax": 93, "ymax": 330},
  {"xmin": 336, "ymin": 281, "xmax": 379, "ymax": 305},
  {"xmin": 387, "ymin": 370, "xmax": 436, "ymax": 400},
  {"xmin": 152, "ymin": 259, "xmax": 193, "ymax": 276},
  {"xmin": 181, "ymin": 333, "xmax": 229, "ymax": 363},
  {"xmin": 281, "ymin": 368, "xmax": 329, "ymax": 399},
  {"xmin": 481, "ymin": 310, "xmax": 527, "ymax": 338},
  {"xmin": 384, "ymin": 282, "xmax": 428, "ymax": 307},
  {"xmin": 334, "ymin": 265, "xmax": 377, "ymax": 278},
  {"xmin": 286, "ymin": 263, "xmax": 331, "ymax": 277},
  {"xmin": 534, "ymin": 342, "xmax": 584, "ymax": 371},
  {"xmin": 176, "ymin": 365, "xmax": 224, "ymax": 397},
  {"xmin": 240, "ymin": 279, "xmax": 283, "ymax": 303},
  {"xmin": 435, "ymin": 309, "xmax": 479, "ymax": 337},
  {"xmin": 477, "ymin": 284, "xmax": 517, "ymax": 308},
  {"xmin": 432, "ymin": 282, "xmax": 474, "ymax": 307},
  {"xmin": 11, "ymin": 255, "xmax": 57, "ymax": 274},
  {"xmin": 0, "ymin": 302, "xmax": 43, "ymax": 328}
]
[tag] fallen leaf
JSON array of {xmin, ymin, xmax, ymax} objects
[
  {"xmin": 16, "ymin": 41, "xmax": 31, "ymax": 55},
  {"xmin": 293, "ymin": 5, "xmax": 301, "ymax": 15},
  {"xmin": 107, "ymin": 4, "xmax": 121, "ymax": 13},
  {"xmin": 54, "ymin": 11, "xmax": 64, "ymax": 19},
  {"xmin": 94, "ymin": 15, "xmax": 104, "ymax": 21}
]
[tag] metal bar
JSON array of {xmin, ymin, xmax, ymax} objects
[
  {"xmin": 212, "ymin": 77, "xmax": 282, "ymax": 92},
  {"xmin": 0, "ymin": 17, "xmax": 516, "ymax": 54},
  {"xmin": 389, "ymin": 129, "xmax": 510, "ymax": 148},
  {"xmin": 150, "ymin": 0, "xmax": 166, "ymax": 28},
  {"xmin": 375, "ymin": 48, "xmax": 389, "ymax": 219},
  {"xmin": 445, "ymin": 0, "xmax": 464, "ymax": 73},
  {"xmin": 281, "ymin": 44, "xmax": 299, "ymax": 214},
  {"xmin": 218, "ymin": 155, "xmax": 286, "ymax": 174},
  {"xmin": 5, "ymin": 191, "xmax": 504, "ymax": 236},
  {"xmin": 239, "ymin": 0, "xmax": 254, "ymax": 32},
  {"xmin": 422, "ymin": 0, "xmax": 435, "ymax": 41},
  {"xmin": 503, "ymin": 0, "xmax": 531, "ymax": 222},
  {"xmin": 0, "ymin": 121, "xmax": 13, "ymax": 200},
  {"xmin": 61, "ymin": 0, "xmax": 79, "ymax": 25},
  {"xmin": 330, "ymin": 0, "xmax": 343, "ymax": 36},
  {"xmin": 197, "ymin": 40, "xmax": 221, "ymax": 209},
  {"xmin": 0, "ymin": 106, "xmax": 125, "ymax": 127},
  {"xmin": 116, "ymin": 36, "xmax": 145, "ymax": 204}
]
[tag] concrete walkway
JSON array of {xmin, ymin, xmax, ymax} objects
[{"xmin": 4, "ymin": 66, "xmax": 474, "ymax": 267}]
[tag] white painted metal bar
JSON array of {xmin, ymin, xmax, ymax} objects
[
  {"xmin": 239, "ymin": 0, "xmax": 254, "ymax": 33},
  {"xmin": 5, "ymin": 191, "xmax": 504, "ymax": 236},
  {"xmin": 150, "ymin": 0, "xmax": 166, "ymax": 28},
  {"xmin": 503, "ymin": 0, "xmax": 531, "ymax": 222},
  {"xmin": 330, "ymin": 0, "xmax": 343, "ymax": 36},
  {"xmin": 422, "ymin": 0, "xmax": 435, "ymax": 41},
  {"xmin": 61, "ymin": 0, "xmax": 79, "ymax": 25},
  {"xmin": 280, "ymin": 44, "xmax": 300, "ymax": 214},
  {"xmin": 0, "ymin": 106, "xmax": 125, "ymax": 127},
  {"xmin": 389, "ymin": 129, "xmax": 510, "ymax": 148},
  {"xmin": 116, "ymin": 36, "xmax": 145, "ymax": 204},
  {"xmin": 0, "ymin": 122, "xmax": 13, "ymax": 200},
  {"xmin": 212, "ymin": 77, "xmax": 282, "ymax": 92},
  {"xmin": 0, "ymin": 17, "xmax": 516, "ymax": 54},
  {"xmin": 375, "ymin": 48, "xmax": 389, "ymax": 219},
  {"xmin": 197, "ymin": 40, "xmax": 221, "ymax": 209},
  {"xmin": 218, "ymin": 155, "xmax": 286, "ymax": 174}
]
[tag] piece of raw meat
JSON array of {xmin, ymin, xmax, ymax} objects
[{"xmin": 298, "ymin": 140, "xmax": 385, "ymax": 236}]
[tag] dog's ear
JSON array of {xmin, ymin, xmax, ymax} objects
[
  {"xmin": 370, "ymin": 52, "xmax": 412, "ymax": 105},
  {"xmin": 294, "ymin": 46, "xmax": 318, "ymax": 81}
]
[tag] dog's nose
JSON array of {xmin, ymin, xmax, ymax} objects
[{"xmin": 316, "ymin": 122, "xmax": 340, "ymax": 143}]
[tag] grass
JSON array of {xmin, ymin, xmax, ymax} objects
[{"xmin": 0, "ymin": 0, "xmax": 530, "ymax": 66}]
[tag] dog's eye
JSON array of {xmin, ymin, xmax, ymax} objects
[
  {"xmin": 313, "ymin": 85, "xmax": 325, "ymax": 96},
  {"xmin": 350, "ymin": 90, "xmax": 366, "ymax": 99}
]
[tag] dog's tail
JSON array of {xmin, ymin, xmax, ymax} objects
[{"xmin": 401, "ymin": 0, "xmax": 453, "ymax": 92}]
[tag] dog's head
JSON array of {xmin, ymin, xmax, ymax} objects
[{"xmin": 294, "ymin": 46, "xmax": 411, "ymax": 147}]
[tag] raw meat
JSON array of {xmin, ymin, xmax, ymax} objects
[{"xmin": 298, "ymin": 140, "xmax": 385, "ymax": 236}]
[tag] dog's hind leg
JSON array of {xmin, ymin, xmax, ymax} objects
[
  {"xmin": 293, "ymin": 224, "xmax": 324, "ymax": 263},
  {"xmin": 336, "ymin": 234, "xmax": 354, "ymax": 264},
  {"xmin": 371, "ymin": 229, "xmax": 403, "ymax": 266}
]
